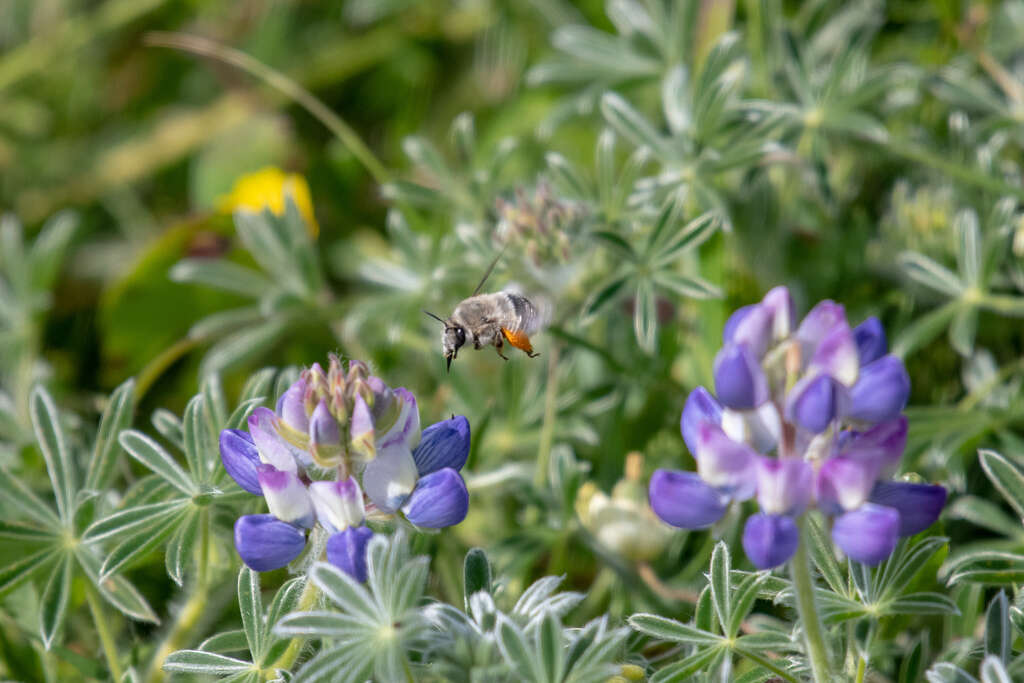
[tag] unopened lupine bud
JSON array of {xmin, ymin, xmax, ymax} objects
[
  {"xmin": 401, "ymin": 468, "xmax": 469, "ymax": 528},
  {"xmin": 309, "ymin": 399, "xmax": 342, "ymax": 467},
  {"xmin": 713, "ymin": 343, "xmax": 769, "ymax": 409},
  {"xmin": 219, "ymin": 429, "xmax": 263, "ymax": 495},
  {"xmin": 846, "ymin": 355, "xmax": 910, "ymax": 423}
]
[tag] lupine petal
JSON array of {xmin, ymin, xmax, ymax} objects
[
  {"xmin": 401, "ymin": 468, "xmax": 469, "ymax": 528},
  {"xmin": 412, "ymin": 415, "xmax": 471, "ymax": 476},
  {"xmin": 648, "ymin": 469, "xmax": 729, "ymax": 529},
  {"xmin": 869, "ymin": 481, "xmax": 947, "ymax": 536},
  {"xmin": 853, "ymin": 317, "xmax": 887, "ymax": 366},
  {"xmin": 785, "ymin": 374, "xmax": 847, "ymax": 433},
  {"xmin": 761, "ymin": 286, "xmax": 795, "ymax": 342},
  {"xmin": 810, "ymin": 321, "xmax": 859, "ymax": 386},
  {"xmin": 832, "ymin": 504, "xmax": 900, "ymax": 565},
  {"xmin": 362, "ymin": 444, "xmax": 419, "ymax": 512},
  {"xmin": 721, "ymin": 403, "xmax": 781, "ymax": 454},
  {"xmin": 755, "ymin": 457, "xmax": 812, "ymax": 515},
  {"xmin": 257, "ymin": 465, "xmax": 314, "ymax": 527},
  {"xmin": 839, "ymin": 416, "xmax": 907, "ymax": 476},
  {"xmin": 681, "ymin": 387, "xmax": 722, "ymax": 456},
  {"xmin": 742, "ymin": 514, "xmax": 799, "ymax": 569},
  {"xmin": 326, "ymin": 526, "xmax": 374, "ymax": 582},
  {"xmin": 219, "ymin": 429, "xmax": 263, "ymax": 495},
  {"xmin": 234, "ymin": 514, "xmax": 306, "ymax": 572},
  {"xmin": 277, "ymin": 378, "xmax": 309, "ymax": 434},
  {"xmin": 816, "ymin": 456, "xmax": 880, "ymax": 513},
  {"xmin": 309, "ymin": 477, "xmax": 365, "ymax": 534},
  {"xmin": 846, "ymin": 355, "xmax": 910, "ymax": 423},
  {"xmin": 378, "ymin": 387, "xmax": 421, "ymax": 452},
  {"xmin": 713, "ymin": 343, "xmax": 769, "ymax": 410},
  {"xmin": 248, "ymin": 407, "xmax": 298, "ymax": 473},
  {"xmin": 726, "ymin": 304, "xmax": 773, "ymax": 358},
  {"xmin": 694, "ymin": 422, "xmax": 758, "ymax": 499},
  {"xmin": 309, "ymin": 399, "xmax": 342, "ymax": 466},
  {"xmin": 723, "ymin": 304, "xmax": 757, "ymax": 345},
  {"xmin": 350, "ymin": 393, "xmax": 375, "ymax": 460},
  {"xmin": 796, "ymin": 300, "xmax": 847, "ymax": 360}
]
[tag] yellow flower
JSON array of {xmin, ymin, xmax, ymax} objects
[{"xmin": 218, "ymin": 166, "xmax": 319, "ymax": 237}]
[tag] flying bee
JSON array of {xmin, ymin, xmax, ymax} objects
[{"xmin": 425, "ymin": 252, "xmax": 548, "ymax": 371}]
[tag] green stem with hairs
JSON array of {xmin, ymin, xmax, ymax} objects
[
  {"xmin": 790, "ymin": 516, "xmax": 832, "ymax": 683},
  {"xmin": 85, "ymin": 582, "xmax": 124, "ymax": 682},
  {"xmin": 268, "ymin": 576, "xmax": 321, "ymax": 674}
]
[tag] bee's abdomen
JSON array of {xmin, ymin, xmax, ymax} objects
[{"xmin": 504, "ymin": 293, "xmax": 538, "ymax": 332}]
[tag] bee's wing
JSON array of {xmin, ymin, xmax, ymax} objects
[{"xmin": 504, "ymin": 290, "xmax": 551, "ymax": 335}]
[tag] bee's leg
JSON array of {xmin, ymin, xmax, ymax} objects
[
  {"xmin": 526, "ymin": 350, "xmax": 540, "ymax": 358},
  {"xmin": 501, "ymin": 327, "xmax": 538, "ymax": 358},
  {"xmin": 494, "ymin": 337, "xmax": 509, "ymax": 361}
]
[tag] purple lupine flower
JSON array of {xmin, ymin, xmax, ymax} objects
[
  {"xmin": 649, "ymin": 288, "xmax": 944, "ymax": 569},
  {"xmin": 218, "ymin": 355, "xmax": 472, "ymax": 579}
]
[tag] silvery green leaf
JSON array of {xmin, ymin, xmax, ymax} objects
[
  {"xmin": 651, "ymin": 645, "xmax": 727, "ymax": 682},
  {"xmin": 199, "ymin": 630, "xmax": 249, "ymax": 653},
  {"xmin": 162, "ymin": 650, "xmax": 253, "ymax": 675},
  {"xmin": 27, "ymin": 210, "xmax": 77, "ymax": 293},
  {"xmin": 806, "ymin": 514, "xmax": 845, "ymax": 594},
  {"xmin": 307, "ymin": 561, "xmax": 378, "ymax": 622},
  {"xmin": 379, "ymin": 180, "xmax": 442, "ymax": 208},
  {"xmin": 265, "ymin": 576, "xmax": 305, "ymax": 638},
  {"xmin": 727, "ymin": 572, "xmax": 768, "ymax": 638},
  {"xmin": 450, "ymin": 112, "xmax": 475, "ymax": 164},
  {"xmin": 183, "ymin": 395, "xmax": 211, "ymax": 482},
  {"xmin": 75, "ymin": 548, "xmax": 158, "ymax": 623},
  {"xmin": 538, "ymin": 611, "xmax": 564, "ymax": 683},
  {"xmin": 85, "ymin": 378, "xmax": 135, "ymax": 492},
  {"xmin": 164, "ymin": 509, "xmax": 200, "ymax": 587},
  {"xmin": 955, "ymin": 209, "xmax": 982, "ymax": 286},
  {"xmin": 551, "ymin": 25, "xmax": 660, "ymax": 78},
  {"xmin": 709, "ymin": 542, "xmax": 731, "ymax": 634},
  {"xmin": 85, "ymin": 500, "xmax": 188, "ymax": 542},
  {"xmin": 199, "ymin": 318, "xmax": 288, "ymax": 378},
  {"xmin": 595, "ymin": 129, "xmax": 616, "ymax": 205},
  {"xmin": 662, "ymin": 65, "xmax": 692, "ymax": 136},
  {"xmin": 628, "ymin": 614, "xmax": 722, "ymax": 646},
  {"xmin": 118, "ymin": 431, "xmax": 196, "ymax": 496},
  {"xmin": 40, "ymin": 552, "xmax": 72, "ymax": 649},
  {"xmin": 695, "ymin": 584, "xmax": 716, "ymax": 632},
  {"xmin": 292, "ymin": 647, "xmax": 370, "ymax": 683},
  {"xmin": 949, "ymin": 306, "xmax": 978, "ymax": 357},
  {"xmin": 653, "ymin": 211, "xmax": 720, "ymax": 266},
  {"xmin": 898, "ymin": 252, "xmax": 965, "ymax": 298},
  {"xmin": 151, "ymin": 408, "xmax": 184, "ymax": 451},
  {"xmin": 944, "ymin": 551, "xmax": 1024, "ymax": 585},
  {"xmin": 979, "ymin": 450, "xmax": 1024, "ymax": 519},
  {"xmin": 980, "ymin": 656, "xmax": 1013, "ymax": 683},
  {"xmin": 734, "ymin": 631, "xmax": 796, "ymax": 653},
  {"xmin": 984, "ymin": 591, "xmax": 1010, "ymax": 663},
  {"xmin": 238, "ymin": 567, "xmax": 264, "ymax": 659},
  {"xmin": 654, "ymin": 271, "xmax": 721, "ymax": 300},
  {"xmin": 514, "ymin": 575, "xmax": 564, "ymax": 618},
  {"xmin": 891, "ymin": 300, "xmax": 959, "ymax": 358},
  {"xmin": 464, "ymin": 547, "xmax": 491, "ymax": 606},
  {"xmin": 0, "ymin": 520, "xmax": 55, "ymax": 542},
  {"xmin": 0, "ymin": 467, "xmax": 61, "ymax": 528},
  {"xmin": 898, "ymin": 636, "xmax": 925, "ymax": 683},
  {"xmin": 633, "ymin": 278, "xmax": 656, "ymax": 353},
  {"xmin": 189, "ymin": 307, "xmax": 267, "ymax": 341},
  {"xmin": 496, "ymin": 614, "xmax": 542, "ymax": 682},
  {"xmin": 876, "ymin": 536, "xmax": 948, "ymax": 603},
  {"xmin": 240, "ymin": 368, "xmax": 277, "ymax": 404},
  {"xmin": 273, "ymin": 612, "xmax": 362, "ymax": 639},
  {"xmin": 99, "ymin": 513, "xmax": 181, "ymax": 580},
  {"xmin": 0, "ymin": 547, "xmax": 56, "ymax": 599},
  {"xmin": 402, "ymin": 136, "xmax": 452, "ymax": 182},
  {"xmin": 926, "ymin": 663, "xmax": 978, "ymax": 683},
  {"xmin": 169, "ymin": 259, "xmax": 271, "ymax": 298},
  {"xmin": 885, "ymin": 592, "xmax": 959, "ymax": 616},
  {"xmin": 601, "ymin": 92, "xmax": 666, "ymax": 152},
  {"xmin": 201, "ymin": 372, "xmax": 228, "ymax": 431},
  {"xmin": 29, "ymin": 386, "xmax": 75, "ymax": 523}
]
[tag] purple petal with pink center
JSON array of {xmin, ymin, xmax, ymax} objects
[{"xmin": 755, "ymin": 456, "xmax": 812, "ymax": 516}]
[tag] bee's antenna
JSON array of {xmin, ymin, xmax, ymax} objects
[
  {"xmin": 472, "ymin": 244, "xmax": 509, "ymax": 297},
  {"xmin": 422, "ymin": 310, "xmax": 446, "ymax": 324}
]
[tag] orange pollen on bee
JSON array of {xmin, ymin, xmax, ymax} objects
[{"xmin": 501, "ymin": 328, "xmax": 534, "ymax": 353}]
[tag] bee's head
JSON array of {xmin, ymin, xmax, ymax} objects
[{"xmin": 442, "ymin": 325, "xmax": 467, "ymax": 371}]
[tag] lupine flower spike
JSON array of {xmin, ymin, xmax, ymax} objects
[
  {"xmin": 650, "ymin": 287, "xmax": 946, "ymax": 568},
  {"xmin": 219, "ymin": 356, "xmax": 471, "ymax": 580}
]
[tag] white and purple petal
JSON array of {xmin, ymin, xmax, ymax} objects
[
  {"xmin": 832, "ymin": 503, "xmax": 900, "ymax": 565},
  {"xmin": 810, "ymin": 321, "xmax": 859, "ymax": 386},
  {"xmin": 401, "ymin": 468, "xmax": 469, "ymax": 528},
  {"xmin": 648, "ymin": 469, "xmax": 729, "ymax": 529},
  {"xmin": 839, "ymin": 416, "xmax": 908, "ymax": 476},
  {"xmin": 869, "ymin": 481, "xmax": 947, "ymax": 536},
  {"xmin": 845, "ymin": 355, "xmax": 910, "ymax": 424},
  {"xmin": 219, "ymin": 429, "xmax": 263, "ymax": 495},
  {"xmin": 326, "ymin": 526, "xmax": 374, "ymax": 583},
  {"xmin": 761, "ymin": 286, "xmax": 795, "ymax": 342},
  {"xmin": 309, "ymin": 477, "xmax": 365, "ymax": 534},
  {"xmin": 412, "ymin": 415, "xmax": 471, "ymax": 476},
  {"xmin": 361, "ymin": 444, "xmax": 419, "ymax": 512},
  {"xmin": 742, "ymin": 513, "xmax": 799, "ymax": 569},
  {"xmin": 234, "ymin": 514, "xmax": 306, "ymax": 572},
  {"xmin": 350, "ymin": 392, "xmax": 376, "ymax": 460},
  {"xmin": 725, "ymin": 304, "xmax": 773, "ymax": 358},
  {"xmin": 276, "ymin": 378, "xmax": 310, "ymax": 434},
  {"xmin": 248, "ymin": 407, "xmax": 298, "ymax": 473},
  {"xmin": 309, "ymin": 399, "xmax": 342, "ymax": 465},
  {"xmin": 796, "ymin": 300, "xmax": 848, "ymax": 360},
  {"xmin": 257, "ymin": 465, "xmax": 314, "ymax": 528},
  {"xmin": 694, "ymin": 422, "xmax": 758, "ymax": 500},
  {"xmin": 681, "ymin": 387, "xmax": 723, "ymax": 456},
  {"xmin": 755, "ymin": 457, "xmax": 812, "ymax": 516},
  {"xmin": 816, "ymin": 456, "xmax": 880, "ymax": 513},
  {"xmin": 377, "ymin": 387, "xmax": 422, "ymax": 453},
  {"xmin": 721, "ymin": 402, "xmax": 781, "ymax": 454},
  {"xmin": 713, "ymin": 343, "xmax": 770, "ymax": 410}
]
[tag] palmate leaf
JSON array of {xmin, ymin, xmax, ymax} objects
[
  {"xmin": 29, "ymin": 386, "xmax": 76, "ymax": 523},
  {"xmin": 85, "ymin": 377, "xmax": 136, "ymax": 492}
]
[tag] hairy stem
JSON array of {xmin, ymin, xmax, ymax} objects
[
  {"xmin": 790, "ymin": 517, "xmax": 831, "ymax": 683},
  {"xmin": 85, "ymin": 582, "xmax": 123, "ymax": 682}
]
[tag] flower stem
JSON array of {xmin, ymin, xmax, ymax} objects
[
  {"xmin": 790, "ymin": 516, "xmax": 831, "ymax": 683},
  {"xmin": 85, "ymin": 582, "xmax": 124, "ymax": 682},
  {"xmin": 268, "ymin": 576, "xmax": 321, "ymax": 674},
  {"xmin": 533, "ymin": 343, "xmax": 561, "ymax": 488}
]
